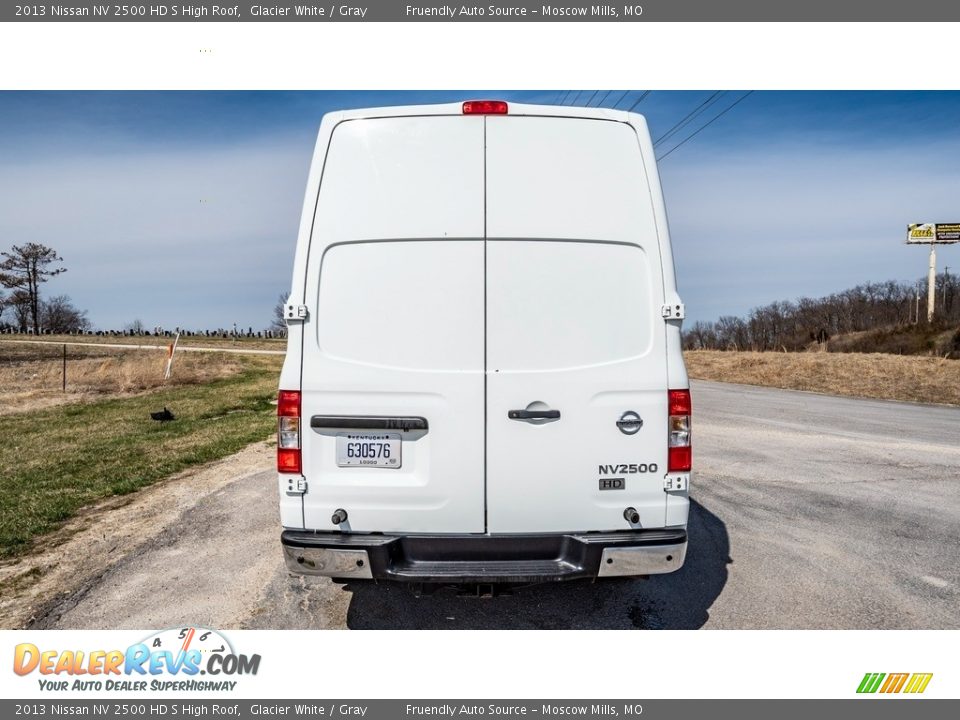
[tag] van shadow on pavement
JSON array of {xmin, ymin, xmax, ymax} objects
[{"xmin": 343, "ymin": 499, "xmax": 730, "ymax": 629}]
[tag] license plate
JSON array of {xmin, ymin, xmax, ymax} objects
[{"xmin": 336, "ymin": 433, "xmax": 402, "ymax": 468}]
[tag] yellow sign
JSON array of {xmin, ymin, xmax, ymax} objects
[{"xmin": 907, "ymin": 223, "xmax": 936, "ymax": 242}]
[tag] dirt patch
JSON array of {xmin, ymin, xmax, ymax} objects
[{"xmin": 0, "ymin": 441, "xmax": 274, "ymax": 629}]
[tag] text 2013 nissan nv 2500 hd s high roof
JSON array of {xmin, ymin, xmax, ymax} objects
[{"xmin": 276, "ymin": 100, "xmax": 691, "ymax": 586}]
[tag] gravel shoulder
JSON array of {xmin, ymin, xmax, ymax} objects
[{"xmin": 0, "ymin": 442, "xmax": 278, "ymax": 629}]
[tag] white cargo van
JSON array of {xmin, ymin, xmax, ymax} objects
[{"xmin": 277, "ymin": 100, "xmax": 691, "ymax": 585}]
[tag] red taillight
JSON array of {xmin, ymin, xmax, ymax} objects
[
  {"xmin": 462, "ymin": 100, "xmax": 508, "ymax": 115},
  {"xmin": 277, "ymin": 448, "xmax": 301, "ymax": 474},
  {"xmin": 668, "ymin": 389, "xmax": 692, "ymax": 472},
  {"xmin": 669, "ymin": 389, "xmax": 691, "ymax": 416},
  {"xmin": 278, "ymin": 390, "xmax": 300, "ymax": 418},
  {"xmin": 277, "ymin": 390, "xmax": 301, "ymax": 474},
  {"xmin": 668, "ymin": 446, "xmax": 692, "ymax": 473}
]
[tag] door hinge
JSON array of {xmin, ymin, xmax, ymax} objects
[
  {"xmin": 284, "ymin": 304, "xmax": 309, "ymax": 322},
  {"xmin": 285, "ymin": 477, "xmax": 307, "ymax": 494},
  {"xmin": 663, "ymin": 474, "xmax": 688, "ymax": 492},
  {"xmin": 661, "ymin": 303, "xmax": 685, "ymax": 320}
]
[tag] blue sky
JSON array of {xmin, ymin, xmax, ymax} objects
[{"xmin": 0, "ymin": 90, "xmax": 958, "ymax": 330}]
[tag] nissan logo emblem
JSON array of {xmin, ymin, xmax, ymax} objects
[{"xmin": 616, "ymin": 411, "xmax": 643, "ymax": 435}]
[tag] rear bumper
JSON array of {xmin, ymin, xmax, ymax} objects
[{"xmin": 281, "ymin": 528, "xmax": 687, "ymax": 583}]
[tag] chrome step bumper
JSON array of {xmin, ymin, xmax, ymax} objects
[{"xmin": 281, "ymin": 529, "xmax": 687, "ymax": 584}]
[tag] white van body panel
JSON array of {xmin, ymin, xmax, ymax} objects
[
  {"xmin": 484, "ymin": 116, "xmax": 670, "ymax": 533},
  {"xmin": 297, "ymin": 115, "xmax": 486, "ymax": 534},
  {"xmin": 485, "ymin": 240, "xmax": 668, "ymax": 532},
  {"xmin": 279, "ymin": 102, "xmax": 690, "ymax": 580},
  {"xmin": 307, "ymin": 115, "xmax": 485, "ymax": 242},
  {"xmin": 485, "ymin": 116, "xmax": 659, "ymax": 243}
]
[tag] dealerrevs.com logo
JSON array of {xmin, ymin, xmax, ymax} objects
[
  {"xmin": 13, "ymin": 627, "xmax": 260, "ymax": 692},
  {"xmin": 857, "ymin": 673, "xmax": 933, "ymax": 694}
]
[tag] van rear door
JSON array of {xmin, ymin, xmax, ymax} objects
[
  {"xmin": 484, "ymin": 116, "xmax": 670, "ymax": 533},
  {"xmin": 299, "ymin": 115, "xmax": 486, "ymax": 534}
]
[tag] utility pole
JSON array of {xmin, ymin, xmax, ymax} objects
[{"xmin": 943, "ymin": 265, "xmax": 951, "ymax": 313}]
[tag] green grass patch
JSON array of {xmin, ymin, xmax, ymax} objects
[{"xmin": 0, "ymin": 355, "xmax": 280, "ymax": 558}]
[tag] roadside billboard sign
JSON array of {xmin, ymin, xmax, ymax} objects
[
  {"xmin": 934, "ymin": 223, "xmax": 960, "ymax": 243},
  {"xmin": 906, "ymin": 223, "xmax": 960, "ymax": 244}
]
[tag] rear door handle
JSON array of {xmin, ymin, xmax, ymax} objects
[{"xmin": 508, "ymin": 409, "xmax": 561, "ymax": 420}]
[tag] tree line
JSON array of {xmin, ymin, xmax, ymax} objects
[
  {"xmin": 1, "ymin": 243, "xmax": 286, "ymax": 337},
  {"xmin": 683, "ymin": 273, "xmax": 960, "ymax": 352},
  {"xmin": 0, "ymin": 243, "xmax": 90, "ymax": 334}
]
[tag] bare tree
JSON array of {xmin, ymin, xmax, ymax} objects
[
  {"xmin": 683, "ymin": 272, "xmax": 959, "ymax": 353},
  {"xmin": 0, "ymin": 243, "xmax": 67, "ymax": 334},
  {"xmin": 272, "ymin": 292, "xmax": 288, "ymax": 334},
  {"xmin": 684, "ymin": 320, "xmax": 717, "ymax": 350},
  {"xmin": 7, "ymin": 289, "xmax": 33, "ymax": 332},
  {"xmin": 41, "ymin": 295, "xmax": 91, "ymax": 334},
  {"xmin": 716, "ymin": 315, "xmax": 748, "ymax": 350}
]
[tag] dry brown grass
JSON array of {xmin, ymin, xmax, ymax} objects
[
  {"xmin": 12, "ymin": 334, "xmax": 286, "ymax": 352},
  {"xmin": 685, "ymin": 350, "xmax": 960, "ymax": 406},
  {"xmin": 0, "ymin": 343, "xmax": 245, "ymax": 415}
]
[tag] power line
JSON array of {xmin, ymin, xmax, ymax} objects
[
  {"xmin": 552, "ymin": 91, "xmax": 567, "ymax": 104},
  {"xmin": 610, "ymin": 90, "xmax": 631, "ymax": 108},
  {"xmin": 559, "ymin": 90, "xmax": 574, "ymax": 105},
  {"xmin": 596, "ymin": 90, "xmax": 613, "ymax": 107},
  {"xmin": 585, "ymin": 90, "xmax": 600, "ymax": 106},
  {"xmin": 626, "ymin": 91, "xmax": 652, "ymax": 111},
  {"xmin": 653, "ymin": 91, "xmax": 726, "ymax": 147},
  {"xmin": 657, "ymin": 91, "xmax": 754, "ymax": 162},
  {"xmin": 570, "ymin": 90, "xmax": 585, "ymax": 105}
]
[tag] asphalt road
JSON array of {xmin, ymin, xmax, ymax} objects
[{"xmin": 31, "ymin": 380, "xmax": 960, "ymax": 630}]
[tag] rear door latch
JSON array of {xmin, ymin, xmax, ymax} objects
[
  {"xmin": 286, "ymin": 477, "xmax": 307, "ymax": 494},
  {"xmin": 284, "ymin": 304, "xmax": 309, "ymax": 322},
  {"xmin": 663, "ymin": 475, "xmax": 688, "ymax": 492},
  {"xmin": 661, "ymin": 303, "xmax": 685, "ymax": 320}
]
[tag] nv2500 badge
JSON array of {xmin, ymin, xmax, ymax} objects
[{"xmin": 598, "ymin": 463, "xmax": 659, "ymax": 475}]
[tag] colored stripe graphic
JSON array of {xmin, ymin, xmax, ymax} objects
[
  {"xmin": 857, "ymin": 673, "xmax": 885, "ymax": 693},
  {"xmin": 880, "ymin": 673, "xmax": 909, "ymax": 693},
  {"xmin": 904, "ymin": 673, "xmax": 933, "ymax": 694},
  {"xmin": 857, "ymin": 672, "xmax": 932, "ymax": 694}
]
